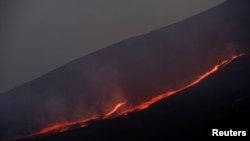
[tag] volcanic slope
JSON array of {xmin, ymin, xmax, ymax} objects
[{"xmin": 1, "ymin": 0, "xmax": 250, "ymax": 140}]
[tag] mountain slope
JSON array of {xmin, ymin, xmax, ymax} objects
[
  {"xmin": 18, "ymin": 46, "xmax": 250, "ymax": 141},
  {"xmin": 1, "ymin": 0, "xmax": 250, "ymax": 140}
]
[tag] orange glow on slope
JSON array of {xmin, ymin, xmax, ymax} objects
[
  {"xmin": 16, "ymin": 103, "xmax": 126, "ymax": 140},
  {"xmin": 104, "ymin": 102, "xmax": 125, "ymax": 118},
  {"xmin": 18, "ymin": 116, "xmax": 98, "ymax": 139},
  {"xmin": 119, "ymin": 53, "xmax": 245, "ymax": 115},
  {"xmin": 15, "ymin": 53, "xmax": 244, "ymax": 140}
]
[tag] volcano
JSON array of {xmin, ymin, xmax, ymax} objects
[
  {"xmin": 1, "ymin": 0, "xmax": 250, "ymax": 140},
  {"xmin": 16, "ymin": 43, "xmax": 250, "ymax": 141}
]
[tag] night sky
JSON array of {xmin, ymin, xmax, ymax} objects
[{"xmin": 0, "ymin": 0, "xmax": 224, "ymax": 93}]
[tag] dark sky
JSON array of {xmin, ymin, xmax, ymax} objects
[{"xmin": 0, "ymin": 0, "xmax": 225, "ymax": 93}]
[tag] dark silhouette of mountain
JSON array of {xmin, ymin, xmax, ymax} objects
[
  {"xmin": 19, "ymin": 46, "xmax": 250, "ymax": 141},
  {"xmin": 1, "ymin": 0, "xmax": 250, "ymax": 140}
]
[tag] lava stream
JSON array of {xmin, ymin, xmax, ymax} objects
[
  {"xmin": 14, "ymin": 53, "xmax": 244, "ymax": 140},
  {"xmin": 13, "ymin": 102, "xmax": 126, "ymax": 140},
  {"xmin": 104, "ymin": 102, "xmax": 126, "ymax": 118},
  {"xmin": 120, "ymin": 53, "xmax": 244, "ymax": 115}
]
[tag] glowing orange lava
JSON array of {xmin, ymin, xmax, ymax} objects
[
  {"xmin": 17, "ymin": 116, "xmax": 98, "ymax": 139},
  {"xmin": 104, "ymin": 102, "xmax": 125, "ymax": 118},
  {"xmin": 120, "ymin": 53, "xmax": 244, "ymax": 115},
  {"xmin": 14, "ymin": 53, "xmax": 244, "ymax": 140},
  {"xmin": 15, "ymin": 103, "xmax": 126, "ymax": 140}
]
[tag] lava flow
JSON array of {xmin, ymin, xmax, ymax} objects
[
  {"xmin": 13, "ymin": 102, "xmax": 126, "ymax": 140},
  {"xmin": 120, "ymin": 53, "xmax": 245, "ymax": 115},
  {"xmin": 104, "ymin": 102, "xmax": 126, "ymax": 118},
  {"xmin": 14, "ymin": 53, "xmax": 244, "ymax": 140}
]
